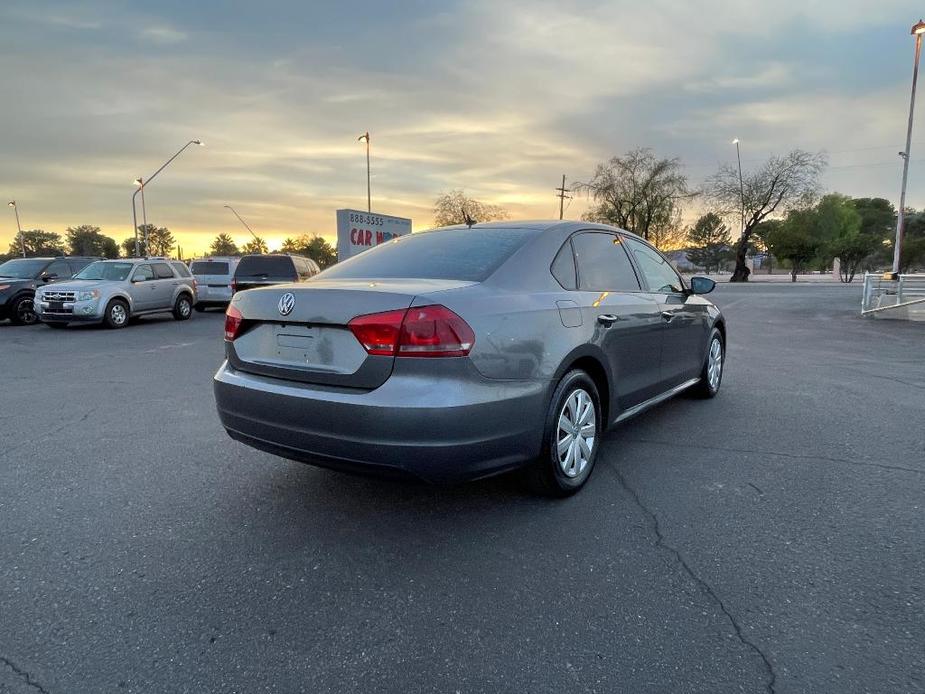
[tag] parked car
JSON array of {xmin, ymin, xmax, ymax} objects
[
  {"xmin": 214, "ymin": 221, "xmax": 725, "ymax": 496},
  {"xmin": 34, "ymin": 257, "xmax": 196, "ymax": 329},
  {"xmin": 231, "ymin": 254, "xmax": 320, "ymax": 294},
  {"xmin": 0, "ymin": 256, "xmax": 100, "ymax": 325},
  {"xmin": 189, "ymin": 256, "xmax": 240, "ymax": 311}
]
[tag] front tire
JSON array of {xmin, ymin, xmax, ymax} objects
[
  {"xmin": 103, "ymin": 299, "xmax": 129, "ymax": 329},
  {"xmin": 690, "ymin": 328, "xmax": 724, "ymax": 398},
  {"xmin": 529, "ymin": 370, "xmax": 602, "ymax": 497},
  {"xmin": 9, "ymin": 296, "xmax": 38, "ymax": 325},
  {"xmin": 173, "ymin": 294, "xmax": 193, "ymax": 321}
]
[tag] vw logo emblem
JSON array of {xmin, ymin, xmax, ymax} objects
[{"xmin": 278, "ymin": 292, "xmax": 295, "ymax": 316}]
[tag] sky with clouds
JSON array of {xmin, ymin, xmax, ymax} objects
[{"xmin": 1, "ymin": 0, "xmax": 923, "ymax": 255}]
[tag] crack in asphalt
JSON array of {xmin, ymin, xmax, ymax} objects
[
  {"xmin": 0, "ymin": 407, "xmax": 97, "ymax": 462},
  {"xmin": 625, "ymin": 438, "xmax": 925, "ymax": 477},
  {"xmin": 607, "ymin": 464, "xmax": 777, "ymax": 694},
  {"xmin": 0, "ymin": 655, "xmax": 50, "ymax": 694}
]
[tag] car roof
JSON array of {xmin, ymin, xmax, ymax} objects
[{"xmin": 427, "ymin": 219, "xmax": 644, "ymax": 241}]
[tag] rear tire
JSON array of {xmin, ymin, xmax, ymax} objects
[
  {"xmin": 9, "ymin": 295, "xmax": 37, "ymax": 325},
  {"xmin": 528, "ymin": 370, "xmax": 602, "ymax": 497},
  {"xmin": 690, "ymin": 327, "xmax": 724, "ymax": 399},
  {"xmin": 103, "ymin": 299, "xmax": 129, "ymax": 329},
  {"xmin": 173, "ymin": 294, "xmax": 193, "ymax": 321}
]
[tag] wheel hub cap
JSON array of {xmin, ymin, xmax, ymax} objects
[
  {"xmin": 557, "ymin": 388, "xmax": 596, "ymax": 478},
  {"xmin": 707, "ymin": 338, "xmax": 723, "ymax": 390}
]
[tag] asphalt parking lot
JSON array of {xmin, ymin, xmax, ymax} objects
[{"xmin": 1, "ymin": 284, "xmax": 923, "ymax": 694}]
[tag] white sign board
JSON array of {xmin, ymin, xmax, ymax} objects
[{"xmin": 336, "ymin": 209, "xmax": 412, "ymax": 261}]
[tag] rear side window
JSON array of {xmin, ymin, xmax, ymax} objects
[
  {"xmin": 321, "ymin": 228, "xmax": 538, "ymax": 282},
  {"xmin": 572, "ymin": 232, "xmax": 640, "ymax": 291},
  {"xmin": 551, "ymin": 241, "xmax": 577, "ymax": 290},
  {"xmin": 190, "ymin": 261, "xmax": 229, "ymax": 275},
  {"xmin": 235, "ymin": 256, "xmax": 296, "ymax": 279},
  {"xmin": 171, "ymin": 262, "xmax": 192, "ymax": 278},
  {"xmin": 292, "ymin": 256, "xmax": 319, "ymax": 280},
  {"xmin": 152, "ymin": 262, "xmax": 175, "ymax": 279},
  {"xmin": 69, "ymin": 258, "xmax": 96, "ymax": 274},
  {"xmin": 45, "ymin": 260, "xmax": 72, "ymax": 279}
]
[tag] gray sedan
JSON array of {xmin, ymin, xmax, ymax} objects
[{"xmin": 213, "ymin": 221, "xmax": 725, "ymax": 495}]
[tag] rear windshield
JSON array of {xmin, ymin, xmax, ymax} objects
[
  {"xmin": 190, "ymin": 261, "xmax": 230, "ymax": 275},
  {"xmin": 320, "ymin": 228, "xmax": 538, "ymax": 282},
  {"xmin": 74, "ymin": 261, "xmax": 133, "ymax": 281},
  {"xmin": 234, "ymin": 256, "xmax": 295, "ymax": 279}
]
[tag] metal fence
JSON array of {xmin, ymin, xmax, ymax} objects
[{"xmin": 861, "ymin": 272, "xmax": 925, "ymax": 317}]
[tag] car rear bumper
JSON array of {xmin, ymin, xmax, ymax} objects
[{"xmin": 213, "ymin": 359, "xmax": 548, "ymax": 483}]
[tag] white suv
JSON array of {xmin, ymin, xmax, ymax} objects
[{"xmin": 34, "ymin": 258, "xmax": 197, "ymax": 329}]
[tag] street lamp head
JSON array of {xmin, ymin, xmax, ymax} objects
[
  {"xmin": 912, "ymin": 19, "xmax": 925, "ymax": 35},
  {"xmin": 7, "ymin": 201, "xmax": 14, "ymax": 207},
  {"xmin": 358, "ymin": 132, "xmax": 369, "ymax": 143},
  {"xmin": 193, "ymin": 139, "xmax": 204, "ymax": 146},
  {"xmin": 731, "ymin": 138, "xmax": 739, "ymax": 144},
  {"xmin": 134, "ymin": 177, "xmax": 143, "ymax": 186}
]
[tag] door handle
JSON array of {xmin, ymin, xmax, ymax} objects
[
  {"xmin": 661, "ymin": 311, "xmax": 675, "ymax": 322},
  {"xmin": 597, "ymin": 314, "xmax": 620, "ymax": 326}
]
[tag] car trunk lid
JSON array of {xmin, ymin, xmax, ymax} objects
[{"xmin": 227, "ymin": 278, "xmax": 474, "ymax": 389}]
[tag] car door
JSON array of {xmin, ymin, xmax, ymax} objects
[
  {"xmin": 622, "ymin": 236, "xmax": 708, "ymax": 387},
  {"xmin": 568, "ymin": 231, "xmax": 665, "ymax": 411},
  {"xmin": 129, "ymin": 264, "xmax": 156, "ymax": 310},
  {"xmin": 150, "ymin": 262, "xmax": 178, "ymax": 309}
]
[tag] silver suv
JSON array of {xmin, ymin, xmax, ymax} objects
[{"xmin": 34, "ymin": 258, "xmax": 196, "ymax": 329}]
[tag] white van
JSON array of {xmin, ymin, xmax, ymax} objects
[{"xmin": 189, "ymin": 256, "xmax": 241, "ymax": 311}]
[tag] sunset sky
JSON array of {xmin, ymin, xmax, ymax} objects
[{"xmin": 1, "ymin": 0, "xmax": 923, "ymax": 256}]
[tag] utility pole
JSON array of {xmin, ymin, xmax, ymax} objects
[{"xmin": 555, "ymin": 174, "xmax": 571, "ymax": 220}]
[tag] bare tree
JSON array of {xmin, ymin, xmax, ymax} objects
[
  {"xmin": 707, "ymin": 150, "xmax": 826, "ymax": 282},
  {"xmin": 576, "ymin": 148, "xmax": 695, "ymax": 249},
  {"xmin": 433, "ymin": 191, "xmax": 508, "ymax": 227}
]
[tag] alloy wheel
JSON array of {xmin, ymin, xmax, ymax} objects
[{"xmin": 707, "ymin": 337, "xmax": 723, "ymax": 391}]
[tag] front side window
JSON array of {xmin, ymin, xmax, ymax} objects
[
  {"xmin": 44, "ymin": 260, "xmax": 72, "ymax": 279},
  {"xmin": 572, "ymin": 232, "xmax": 640, "ymax": 291},
  {"xmin": 623, "ymin": 237, "xmax": 684, "ymax": 293},
  {"xmin": 152, "ymin": 262, "xmax": 175, "ymax": 279},
  {"xmin": 132, "ymin": 265, "xmax": 155, "ymax": 282}
]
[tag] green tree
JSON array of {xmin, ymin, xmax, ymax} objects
[
  {"xmin": 897, "ymin": 210, "xmax": 925, "ymax": 272},
  {"xmin": 768, "ymin": 209, "xmax": 826, "ymax": 282},
  {"xmin": 578, "ymin": 148, "xmax": 693, "ymax": 249},
  {"xmin": 241, "ymin": 237, "xmax": 269, "ymax": 255},
  {"xmin": 66, "ymin": 225, "xmax": 119, "ymax": 258},
  {"xmin": 209, "ymin": 233, "xmax": 240, "ymax": 256},
  {"xmin": 121, "ymin": 236, "xmax": 145, "ymax": 257},
  {"xmin": 810, "ymin": 194, "xmax": 875, "ymax": 283},
  {"xmin": 279, "ymin": 234, "xmax": 337, "ymax": 268},
  {"xmin": 685, "ymin": 213, "xmax": 731, "ymax": 273},
  {"xmin": 708, "ymin": 150, "xmax": 827, "ymax": 281},
  {"xmin": 433, "ymin": 191, "xmax": 508, "ymax": 228},
  {"xmin": 9, "ymin": 230, "xmax": 65, "ymax": 257},
  {"xmin": 136, "ymin": 224, "xmax": 176, "ymax": 257}
]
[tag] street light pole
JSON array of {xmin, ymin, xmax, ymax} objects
[
  {"xmin": 358, "ymin": 132, "xmax": 371, "ymax": 212},
  {"xmin": 223, "ymin": 205, "xmax": 259, "ymax": 241},
  {"xmin": 732, "ymin": 138, "xmax": 745, "ymax": 238},
  {"xmin": 130, "ymin": 139, "xmax": 203, "ymax": 257},
  {"xmin": 892, "ymin": 20, "xmax": 925, "ymax": 275},
  {"xmin": 8, "ymin": 201, "xmax": 24, "ymax": 257}
]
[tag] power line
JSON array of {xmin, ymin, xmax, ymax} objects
[{"xmin": 555, "ymin": 174, "xmax": 572, "ymax": 220}]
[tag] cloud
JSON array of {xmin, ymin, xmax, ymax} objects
[{"xmin": 139, "ymin": 24, "xmax": 188, "ymax": 44}]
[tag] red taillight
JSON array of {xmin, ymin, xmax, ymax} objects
[
  {"xmin": 224, "ymin": 304, "xmax": 243, "ymax": 341},
  {"xmin": 347, "ymin": 309, "xmax": 405, "ymax": 356},
  {"xmin": 347, "ymin": 305, "xmax": 475, "ymax": 358}
]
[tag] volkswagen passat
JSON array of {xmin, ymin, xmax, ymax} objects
[{"xmin": 213, "ymin": 221, "xmax": 725, "ymax": 495}]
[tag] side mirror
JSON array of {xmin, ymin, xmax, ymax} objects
[
  {"xmin": 690, "ymin": 276, "xmax": 716, "ymax": 295},
  {"xmin": 42, "ymin": 273, "xmax": 58, "ymax": 282}
]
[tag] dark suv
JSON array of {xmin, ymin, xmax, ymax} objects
[
  {"xmin": 232, "ymin": 254, "xmax": 320, "ymax": 293},
  {"xmin": 0, "ymin": 256, "xmax": 100, "ymax": 325}
]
